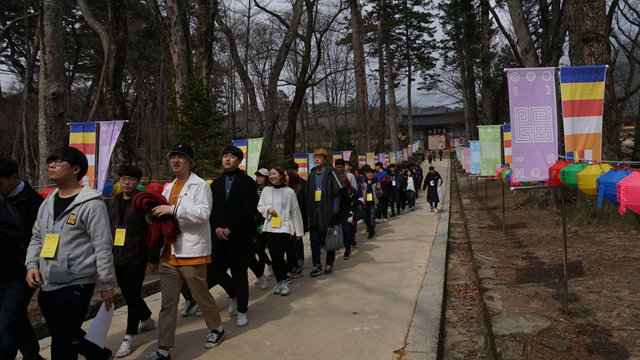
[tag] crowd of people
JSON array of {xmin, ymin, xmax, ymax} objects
[{"xmin": 0, "ymin": 144, "xmax": 443, "ymax": 360}]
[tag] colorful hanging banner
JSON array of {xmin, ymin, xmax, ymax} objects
[
  {"xmin": 389, "ymin": 152, "xmax": 396, "ymax": 164},
  {"xmin": 385, "ymin": 153, "xmax": 390, "ymax": 166},
  {"xmin": 358, "ymin": 153, "xmax": 366, "ymax": 167},
  {"xmin": 508, "ymin": 67, "xmax": 559, "ymax": 181},
  {"xmin": 456, "ymin": 145, "xmax": 462, "ymax": 162},
  {"xmin": 560, "ymin": 65, "xmax": 606, "ymax": 161},
  {"xmin": 366, "ymin": 152, "xmax": 375, "ymax": 166},
  {"xmin": 247, "ymin": 138, "xmax": 263, "ymax": 179},
  {"xmin": 232, "ymin": 139, "xmax": 248, "ymax": 171},
  {"xmin": 470, "ymin": 140, "xmax": 481, "ymax": 175},
  {"xmin": 342, "ymin": 150, "xmax": 352, "ymax": 163},
  {"xmin": 402, "ymin": 148, "xmax": 408, "ymax": 161},
  {"xmin": 464, "ymin": 147, "xmax": 471, "ymax": 173},
  {"xmin": 69, "ymin": 122, "xmax": 96, "ymax": 188},
  {"xmin": 408, "ymin": 144, "xmax": 413, "ymax": 155},
  {"xmin": 294, "ymin": 153, "xmax": 308, "ymax": 179},
  {"xmin": 479, "ymin": 125, "xmax": 502, "ymax": 177},
  {"xmin": 308, "ymin": 153, "xmax": 316, "ymax": 172},
  {"xmin": 332, "ymin": 151, "xmax": 342, "ymax": 167},
  {"xmin": 503, "ymin": 124, "xmax": 512, "ymax": 168},
  {"xmin": 97, "ymin": 121, "xmax": 124, "ymax": 191},
  {"xmin": 396, "ymin": 150, "xmax": 402, "ymax": 162}
]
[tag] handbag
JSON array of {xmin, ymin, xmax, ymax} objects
[{"xmin": 324, "ymin": 224, "xmax": 344, "ymax": 251}]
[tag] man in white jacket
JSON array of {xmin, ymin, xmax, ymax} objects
[{"xmin": 148, "ymin": 143, "xmax": 224, "ymax": 360}]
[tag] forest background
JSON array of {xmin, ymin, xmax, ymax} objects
[{"xmin": 1, "ymin": 0, "xmax": 639, "ymax": 190}]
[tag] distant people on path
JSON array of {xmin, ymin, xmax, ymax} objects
[
  {"xmin": 431, "ymin": 150, "xmax": 437, "ymax": 163},
  {"xmin": 25, "ymin": 146, "xmax": 116, "ymax": 360},
  {"xmin": 360, "ymin": 167, "xmax": 382, "ymax": 239},
  {"xmin": 249, "ymin": 168, "xmax": 272, "ymax": 290},
  {"xmin": 150, "ymin": 143, "xmax": 224, "ymax": 360},
  {"xmin": 108, "ymin": 165, "xmax": 158, "ymax": 358},
  {"xmin": 305, "ymin": 148, "xmax": 345, "ymax": 276},
  {"xmin": 387, "ymin": 164, "xmax": 401, "ymax": 217},
  {"xmin": 438, "ymin": 149, "xmax": 443, "ymax": 161},
  {"xmin": 0, "ymin": 157, "xmax": 45, "ymax": 360},
  {"xmin": 210, "ymin": 146, "xmax": 257, "ymax": 327},
  {"xmin": 423, "ymin": 166, "xmax": 443, "ymax": 212},
  {"xmin": 406, "ymin": 169, "xmax": 418, "ymax": 211},
  {"xmin": 411, "ymin": 163, "xmax": 423, "ymax": 198},
  {"xmin": 427, "ymin": 152, "xmax": 432, "ymax": 164},
  {"xmin": 335, "ymin": 159, "xmax": 362, "ymax": 259},
  {"xmin": 374, "ymin": 162, "xmax": 390, "ymax": 223},
  {"xmin": 257, "ymin": 167, "xmax": 304, "ymax": 296}
]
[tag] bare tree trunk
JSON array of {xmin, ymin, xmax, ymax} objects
[
  {"xmin": 505, "ymin": 0, "xmax": 539, "ymax": 67},
  {"xmin": 196, "ymin": 0, "xmax": 215, "ymax": 86},
  {"xmin": 349, "ymin": 0, "xmax": 369, "ymax": 152},
  {"xmin": 385, "ymin": 41, "xmax": 400, "ymax": 151},
  {"xmin": 567, "ymin": 0, "xmax": 620, "ymax": 161},
  {"xmin": 480, "ymin": 0, "xmax": 493, "ymax": 125},
  {"xmin": 38, "ymin": 0, "xmax": 66, "ymax": 186},
  {"xmin": 105, "ymin": 0, "xmax": 129, "ymax": 120},
  {"xmin": 458, "ymin": 43, "xmax": 479, "ymax": 140},
  {"xmin": 21, "ymin": 17, "xmax": 39, "ymax": 184},
  {"xmin": 376, "ymin": 20, "xmax": 386, "ymax": 153},
  {"xmin": 166, "ymin": 0, "xmax": 191, "ymax": 111}
]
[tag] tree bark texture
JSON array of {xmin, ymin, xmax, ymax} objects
[
  {"xmin": 376, "ymin": 19, "xmax": 387, "ymax": 153},
  {"xmin": 38, "ymin": 0, "xmax": 66, "ymax": 186},
  {"xmin": 165, "ymin": 0, "xmax": 191, "ymax": 113},
  {"xmin": 106, "ymin": 0, "xmax": 129, "ymax": 121},
  {"xmin": 385, "ymin": 41, "xmax": 401, "ymax": 151},
  {"xmin": 349, "ymin": 0, "xmax": 370, "ymax": 152},
  {"xmin": 480, "ymin": 0, "xmax": 493, "ymax": 125},
  {"xmin": 505, "ymin": 0, "xmax": 539, "ymax": 67},
  {"xmin": 567, "ymin": 0, "xmax": 620, "ymax": 160}
]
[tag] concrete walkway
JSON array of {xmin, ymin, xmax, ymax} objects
[{"xmin": 31, "ymin": 158, "xmax": 450, "ymax": 360}]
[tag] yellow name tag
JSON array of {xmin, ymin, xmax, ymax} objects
[
  {"xmin": 40, "ymin": 234, "xmax": 60, "ymax": 258},
  {"xmin": 315, "ymin": 190, "xmax": 322, "ymax": 202},
  {"xmin": 114, "ymin": 228, "xmax": 126, "ymax": 246},
  {"xmin": 367, "ymin": 193, "xmax": 373, "ymax": 201},
  {"xmin": 271, "ymin": 215, "xmax": 281, "ymax": 228}
]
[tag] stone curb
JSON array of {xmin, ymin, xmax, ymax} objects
[
  {"xmin": 456, "ymin": 172, "xmax": 554, "ymax": 360},
  {"xmin": 405, "ymin": 160, "xmax": 451, "ymax": 359},
  {"xmin": 33, "ymin": 278, "xmax": 161, "ymax": 340}
]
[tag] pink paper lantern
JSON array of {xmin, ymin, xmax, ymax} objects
[{"xmin": 617, "ymin": 171, "xmax": 640, "ymax": 216}]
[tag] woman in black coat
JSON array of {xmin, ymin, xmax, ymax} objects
[{"xmin": 422, "ymin": 166, "xmax": 442, "ymax": 212}]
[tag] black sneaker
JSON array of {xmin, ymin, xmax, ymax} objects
[
  {"xmin": 292, "ymin": 267, "xmax": 304, "ymax": 279},
  {"xmin": 352, "ymin": 240, "xmax": 357, "ymax": 247},
  {"xmin": 149, "ymin": 351, "xmax": 171, "ymax": 360},
  {"xmin": 343, "ymin": 251, "xmax": 350, "ymax": 260},
  {"xmin": 205, "ymin": 328, "xmax": 225, "ymax": 348},
  {"xmin": 286, "ymin": 272, "xmax": 294, "ymax": 283},
  {"xmin": 324, "ymin": 265, "xmax": 333, "ymax": 274},
  {"xmin": 368, "ymin": 232, "xmax": 375, "ymax": 239},
  {"xmin": 310, "ymin": 266, "xmax": 323, "ymax": 277}
]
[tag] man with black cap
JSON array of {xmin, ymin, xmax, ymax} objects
[
  {"xmin": 149, "ymin": 143, "xmax": 224, "ymax": 360},
  {"xmin": 210, "ymin": 145, "xmax": 257, "ymax": 327}
]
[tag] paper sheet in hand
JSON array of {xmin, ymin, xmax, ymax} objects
[{"xmin": 84, "ymin": 302, "xmax": 115, "ymax": 348}]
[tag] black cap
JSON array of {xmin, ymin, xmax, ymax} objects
[
  {"xmin": 429, "ymin": 166, "xmax": 435, "ymax": 170},
  {"xmin": 167, "ymin": 143, "xmax": 195, "ymax": 168},
  {"xmin": 364, "ymin": 167, "xmax": 376, "ymax": 173},
  {"xmin": 335, "ymin": 159, "xmax": 345, "ymax": 166},
  {"xmin": 222, "ymin": 145, "xmax": 244, "ymax": 160},
  {"xmin": 375, "ymin": 161, "xmax": 383, "ymax": 167}
]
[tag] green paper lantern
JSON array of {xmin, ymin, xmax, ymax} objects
[{"xmin": 560, "ymin": 162, "xmax": 588, "ymax": 189}]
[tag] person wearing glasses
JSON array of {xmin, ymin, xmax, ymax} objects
[{"xmin": 25, "ymin": 146, "xmax": 115, "ymax": 360}]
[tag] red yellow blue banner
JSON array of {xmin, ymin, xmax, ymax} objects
[
  {"xmin": 232, "ymin": 139, "xmax": 248, "ymax": 171},
  {"xmin": 69, "ymin": 123, "xmax": 96, "ymax": 188},
  {"xmin": 294, "ymin": 153, "xmax": 308, "ymax": 179}
]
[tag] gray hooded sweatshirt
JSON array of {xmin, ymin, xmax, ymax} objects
[{"xmin": 25, "ymin": 186, "xmax": 114, "ymax": 292}]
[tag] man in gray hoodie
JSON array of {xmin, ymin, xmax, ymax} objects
[{"xmin": 25, "ymin": 146, "xmax": 115, "ymax": 360}]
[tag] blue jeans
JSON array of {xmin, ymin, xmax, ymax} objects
[
  {"xmin": 343, "ymin": 221, "xmax": 356, "ymax": 253},
  {"xmin": 310, "ymin": 227, "xmax": 335, "ymax": 267},
  {"xmin": 0, "ymin": 279, "xmax": 41, "ymax": 360},
  {"xmin": 407, "ymin": 190, "xmax": 416, "ymax": 209},
  {"xmin": 363, "ymin": 205, "xmax": 376, "ymax": 234}
]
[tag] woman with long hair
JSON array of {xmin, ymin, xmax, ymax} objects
[{"xmin": 250, "ymin": 169, "xmax": 272, "ymax": 289}]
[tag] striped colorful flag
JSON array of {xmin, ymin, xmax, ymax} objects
[
  {"xmin": 232, "ymin": 139, "xmax": 248, "ymax": 171},
  {"xmin": 332, "ymin": 151, "xmax": 342, "ymax": 167},
  {"xmin": 294, "ymin": 153, "xmax": 308, "ymax": 179},
  {"xmin": 396, "ymin": 150, "xmax": 402, "ymax": 163},
  {"xmin": 560, "ymin": 65, "xmax": 606, "ymax": 161},
  {"xmin": 358, "ymin": 153, "xmax": 366, "ymax": 167},
  {"xmin": 503, "ymin": 124, "xmax": 512, "ymax": 168},
  {"xmin": 69, "ymin": 122, "xmax": 96, "ymax": 188},
  {"xmin": 385, "ymin": 153, "xmax": 390, "ymax": 166},
  {"xmin": 366, "ymin": 152, "xmax": 375, "ymax": 165}
]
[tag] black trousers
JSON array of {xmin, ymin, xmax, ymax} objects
[
  {"xmin": 115, "ymin": 263, "xmax": 152, "ymax": 335},
  {"xmin": 265, "ymin": 232, "xmax": 293, "ymax": 282},
  {"xmin": 212, "ymin": 245, "xmax": 251, "ymax": 313},
  {"xmin": 249, "ymin": 233, "xmax": 271, "ymax": 277},
  {"xmin": 38, "ymin": 283, "xmax": 111, "ymax": 360}
]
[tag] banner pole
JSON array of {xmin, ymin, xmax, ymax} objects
[
  {"xmin": 502, "ymin": 181, "xmax": 505, "ymax": 234},
  {"xmin": 561, "ymin": 186, "xmax": 569, "ymax": 314}
]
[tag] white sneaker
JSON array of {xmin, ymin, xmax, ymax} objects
[
  {"xmin": 116, "ymin": 337, "xmax": 135, "ymax": 358},
  {"xmin": 258, "ymin": 275, "xmax": 268, "ymax": 290},
  {"xmin": 280, "ymin": 282, "xmax": 290, "ymax": 296},
  {"xmin": 228, "ymin": 298, "xmax": 238, "ymax": 315},
  {"xmin": 137, "ymin": 318, "xmax": 155, "ymax": 334},
  {"xmin": 383, "ymin": 218, "xmax": 388, "ymax": 223},
  {"xmin": 181, "ymin": 299, "xmax": 196, "ymax": 317},
  {"xmin": 273, "ymin": 281, "xmax": 282, "ymax": 295},
  {"xmin": 266, "ymin": 265, "xmax": 274, "ymax": 277},
  {"xmin": 195, "ymin": 306, "xmax": 202, "ymax": 317},
  {"xmin": 375, "ymin": 218, "xmax": 381, "ymax": 224},
  {"xmin": 434, "ymin": 208, "xmax": 439, "ymax": 213},
  {"xmin": 429, "ymin": 207, "xmax": 434, "ymax": 212},
  {"xmin": 237, "ymin": 312, "xmax": 248, "ymax": 327},
  {"xmin": 357, "ymin": 219, "xmax": 364, "ymax": 224},
  {"xmin": 253, "ymin": 277, "xmax": 260, "ymax": 285}
]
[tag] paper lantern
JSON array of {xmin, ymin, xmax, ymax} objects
[
  {"xmin": 137, "ymin": 183, "xmax": 146, "ymax": 191},
  {"xmin": 560, "ymin": 162, "xmax": 588, "ymax": 189},
  {"xmin": 113, "ymin": 181, "xmax": 122, "ymax": 194},
  {"xmin": 500, "ymin": 169, "xmax": 511, "ymax": 184},
  {"xmin": 102, "ymin": 180, "xmax": 114, "ymax": 196},
  {"xmin": 496, "ymin": 167, "xmax": 508, "ymax": 178},
  {"xmin": 146, "ymin": 182, "xmax": 164, "ymax": 193},
  {"xmin": 618, "ymin": 171, "xmax": 640, "ymax": 215},
  {"xmin": 40, "ymin": 186, "xmax": 56, "ymax": 198},
  {"xmin": 596, "ymin": 169, "xmax": 633, "ymax": 208},
  {"xmin": 548, "ymin": 160, "xmax": 572, "ymax": 186},
  {"xmin": 577, "ymin": 164, "xmax": 612, "ymax": 196}
]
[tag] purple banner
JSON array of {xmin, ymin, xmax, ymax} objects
[
  {"xmin": 464, "ymin": 147, "xmax": 471, "ymax": 173},
  {"xmin": 97, "ymin": 121, "xmax": 124, "ymax": 191},
  {"xmin": 507, "ymin": 68, "xmax": 558, "ymax": 181}
]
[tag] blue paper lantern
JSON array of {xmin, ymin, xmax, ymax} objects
[
  {"xmin": 596, "ymin": 169, "xmax": 633, "ymax": 208},
  {"xmin": 102, "ymin": 180, "xmax": 114, "ymax": 196}
]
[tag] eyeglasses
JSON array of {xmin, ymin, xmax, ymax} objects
[
  {"xmin": 48, "ymin": 160, "xmax": 68, "ymax": 167},
  {"xmin": 120, "ymin": 177, "xmax": 138, "ymax": 184}
]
